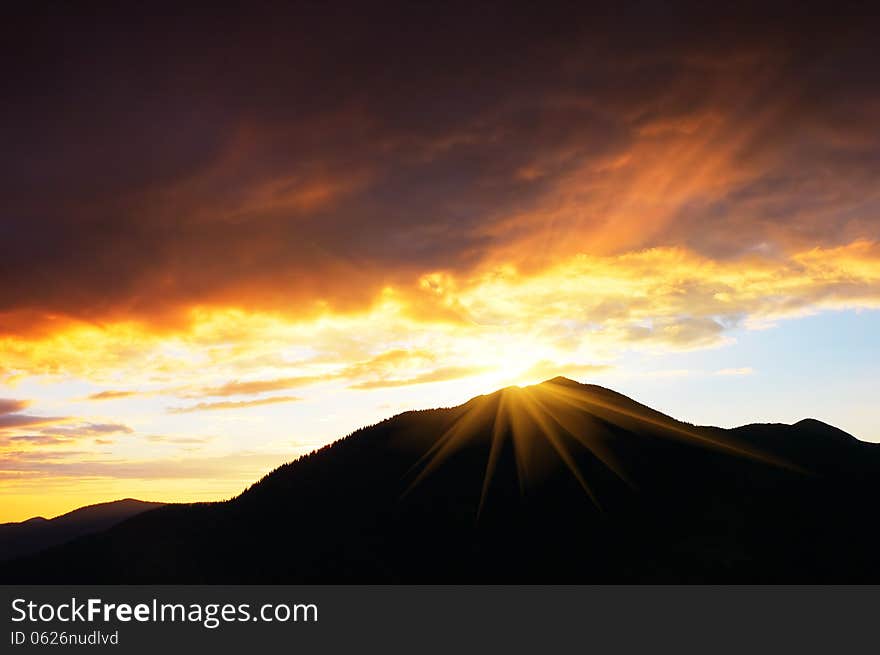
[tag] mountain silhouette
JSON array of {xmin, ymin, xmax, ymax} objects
[
  {"xmin": 0, "ymin": 499, "xmax": 164, "ymax": 562},
  {"xmin": 2, "ymin": 378, "xmax": 879, "ymax": 583}
]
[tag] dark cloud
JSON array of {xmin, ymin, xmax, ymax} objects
[{"xmin": 2, "ymin": 3, "xmax": 878, "ymax": 334}]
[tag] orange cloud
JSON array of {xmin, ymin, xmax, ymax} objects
[
  {"xmin": 40, "ymin": 423, "xmax": 133, "ymax": 438},
  {"xmin": 0, "ymin": 435, "xmax": 73, "ymax": 447},
  {"xmin": 168, "ymin": 396, "xmax": 302, "ymax": 413},
  {"xmin": 0, "ymin": 240, "xmax": 877, "ymax": 395},
  {"xmin": 86, "ymin": 390, "xmax": 139, "ymax": 401},
  {"xmin": 350, "ymin": 366, "xmax": 490, "ymax": 390},
  {"xmin": 3, "ymin": 9, "xmax": 878, "ymax": 343},
  {"xmin": 186, "ymin": 376, "xmax": 323, "ymax": 398}
]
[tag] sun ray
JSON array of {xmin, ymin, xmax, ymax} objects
[
  {"xmin": 401, "ymin": 379, "xmax": 805, "ymax": 519},
  {"xmin": 527, "ymin": 387, "xmax": 635, "ymax": 488},
  {"xmin": 542, "ymin": 382, "xmax": 801, "ymax": 472},
  {"xmin": 477, "ymin": 390, "xmax": 512, "ymax": 519},
  {"xmin": 517, "ymin": 388, "xmax": 602, "ymax": 509},
  {"xmin": 403, "ymin": 398, "xmax": 495, "ymax": 496}
]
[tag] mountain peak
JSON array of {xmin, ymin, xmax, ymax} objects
[
  {"xmin": 541, "ymin": 376, "xmax": 582, "ymax": 387},
  {"xmin": 793, "ymin": 418, "xmax": 857, "ymax": 441}
]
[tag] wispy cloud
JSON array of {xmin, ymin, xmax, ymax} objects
[
  {"xmin": 1, "ymin": 435, "xmax": 73, "ymax": 446},
  {"xmin": 168, "ymin": 396, "xmax": 302, "ymax": 413},
  {"xmin": 0, "ymin": 399, "xmax": 31, "ymax": 415},
  {"xmin": 0, "ymin": 451, "xmax": 286, "ymax": 481},
  {"xmin": 39, "ymin": 423, "xmax": 133, "ymax": 438},
  {"xmin": 146, "ymin": 435, "xmax": 213, "ymax": 444},
  {"xmin": 85, "ymin": 390, "xmax": 139, "ymax": 401},
  {"xmin": 186, "ymin": 376, "xmax": 322, "ymax": 398},
  {"xmin": 350, "ymin": 365, "xmax": 489, "ymax": 390},
  {"xmin": 0, "ymin": 414, "xmax": 68, "ymax": 429},
  {"xmin": 183, "ymin": 349, "xmax": 439, "ymax": 397},
  {"xmin": 713, "ymin": 367, "xmax": 755, "ymax": 376}
]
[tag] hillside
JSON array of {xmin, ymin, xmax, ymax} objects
[{"xmin": 0, "ymin": 499, "xmax": 164, "ymax": 561}]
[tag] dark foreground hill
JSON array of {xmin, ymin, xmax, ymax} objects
[
  {"xmin": 0, "ymin": 499, "xmax": 164, "ymax": 561},
  {"xmin": 3, "ymin": 378, "xmax": 879, "ymax": 583}
]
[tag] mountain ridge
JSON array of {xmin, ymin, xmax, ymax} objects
[
  {"xmin": 2, "ymin": 377, "xmax": 878, "ymax": 583},
  {"xmin": 0, "ymin": 498, "xmax": 165, "ymax": 562}
]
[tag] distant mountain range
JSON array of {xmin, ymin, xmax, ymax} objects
[
  {"xmin": 0, "ymin": 499, "xmax": 164, "ymax": 562},
  {"xmin": 3, "ymin": 377, "xmax": 879, "ymax": 583}
]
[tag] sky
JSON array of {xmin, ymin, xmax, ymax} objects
[{"xmin": 1, "ymin": 3, "xmax": 879, "ymax": 521}]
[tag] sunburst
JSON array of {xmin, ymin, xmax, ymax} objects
[{"xmin": 403, "ymin": 378, "xmax": 796, "ymax": 517}]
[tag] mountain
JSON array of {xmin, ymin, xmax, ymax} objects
[
  {"xmin": 0, "ymin": 499, "xmax": 164, "ymax": 562},
  {"xmin": 2, "ymin": 377, "xmax": 879, "ymax": 583}
]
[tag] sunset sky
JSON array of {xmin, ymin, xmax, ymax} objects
[{"xmin": 2, "ymin": 3, "xmax": 879, "ymax": 521}]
